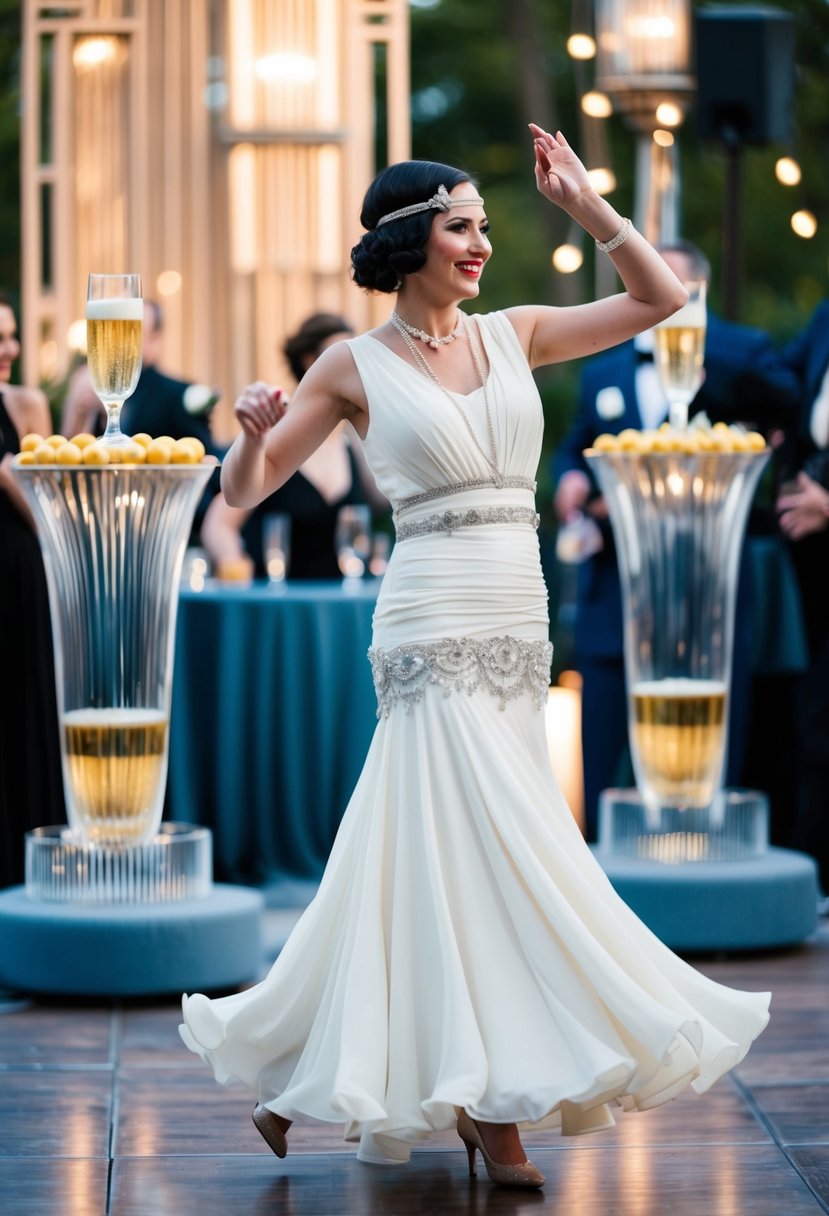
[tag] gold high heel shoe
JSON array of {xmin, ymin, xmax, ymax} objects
[
  {"xmin": 252, "ymin": 1104, "xmax": 289, "ymax": 1158},
  {"xmin": 457, "ymin": 1110, "xmax": 545, "ymax": 1189}
]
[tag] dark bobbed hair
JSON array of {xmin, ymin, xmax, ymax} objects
[
  {"xmin": 282, "ymin": 312, "xmax": 354, "ymax": 382},
  {"xmin": 350, "ymin": 160, "xmax": 478, "ymax": 294},
  {"xmin": 656, "ymin": 239, "xmax": 711, "ymax": 283}
]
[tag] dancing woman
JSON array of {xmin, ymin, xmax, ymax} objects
[{"xmin": 180, "ymin": 127, "xmax": 770, "ymax": 1189}]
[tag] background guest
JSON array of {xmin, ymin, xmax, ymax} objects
[
  {"xmin": 201, "ymin": 313, "xmax": 387, "ymax": 580},
  {"xmin": 775, "ymin": 298, "xmax": 829, "ymax": 895},
  {"xmin": 551, "ymin": 241, "xmax": 797, "ymax": 841},
  {"xmin": 0, "ymin": 292, "xmax": 65, "ymax": 887}
]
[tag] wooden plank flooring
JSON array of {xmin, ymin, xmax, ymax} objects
[{"xmin": 1, "ymin": 918, "xmax": 827, "ymax": 1215}]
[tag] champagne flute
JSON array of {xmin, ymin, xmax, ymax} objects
[
  {"xmin": 653, "ymin": 279, "xmax": 707, "ymax": 430},
  {"xmin": 335, "ymin": 505, "xmax": 372, "ymax": 580},
  {"xmin": 86, "ymin": 273, "xmax": 143, "ymax": 446}
]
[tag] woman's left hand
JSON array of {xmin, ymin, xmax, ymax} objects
[
  {"xmin": 777, "ymin": 471, "xmax": 829, "ymax": 540},
  {"xmin": 530, "ymin": 125, "xmax": 592, "ymax": 207}
]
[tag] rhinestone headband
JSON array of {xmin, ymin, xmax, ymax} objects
[{"xmin": 375, "ymin": 183, "xmax": 485, "ymax": 228}]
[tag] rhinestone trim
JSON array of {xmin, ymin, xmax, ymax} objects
[
  {"xmin": 395, "ymin": 475, "xmax": 536, "ymax": 514},
  {"xmin": 368, "ymin": 635, "xmax": 553, "ymax": 718},
  {"xmin": 395, "ymin": 505, "xmax": 540, "ymax": 541}
]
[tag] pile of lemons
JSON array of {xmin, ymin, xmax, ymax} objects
[
  {"xmin": 14, "ymin": 432, "xmax": 209, "ymax": 466},
  {"xmin": 587, "ymin": 422, "xmax": 766, "ymax": 455}
]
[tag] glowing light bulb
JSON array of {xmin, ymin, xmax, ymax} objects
[
  {"xmin": 581, "ymin": 91, "xmax": 613, "ymax": 119},
  {"xmin": 791, "ymin": 210, "xmax": 817, "ymax": 239},
  {"xmin": 653, "ymin": 129, "xmax": 674, "ymax": 147},
  {"xmin": 156, "ymin": 271, "xmax": 183, "ymax": 296},
  {"xmin": 255, "ymin": 53, "xmax": 316, "ymax": 84},
  {"xmin": 775, "ymin": 157, "xmax": 801, "ymax": 186},
  {"xmin": 655, "ymin": 101, "xmax": 683, "ymax": 127},
  {"xmin": 567, "ymin": 34, "xmax": 596, "ymax": 60},
  {"xmin": 552, "ymin": 244, "xmax": 584, "ymax": 273},
  {"xmin": 587, "ymin": 167, "xmax": 617, "ymax": 195}
]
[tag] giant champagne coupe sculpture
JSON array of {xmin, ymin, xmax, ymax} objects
[
  {"xmin": 12, "ymin": 276, "xmax": 214, "ymax": 898},
  {"xmin": 586, "ymin": 433, "xmax": 769, "ymax": 862}
]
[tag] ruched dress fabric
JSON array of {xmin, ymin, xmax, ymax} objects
[{"xmin": 180, "ymin": 312, "xmax": 770, "ymax": 1165}]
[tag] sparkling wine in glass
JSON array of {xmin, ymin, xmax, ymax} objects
[
  {"xmin": 653, "ymin": 279, "xmax": 707, "ymax": 430},
  {"xmin": 86, "ymin": 273, "xmax": 143, "ymax": 445}
]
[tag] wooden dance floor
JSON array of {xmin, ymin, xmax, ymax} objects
[{"xmin": 2, "ymin": 915, "xmax": 828, "ymax": 1215}]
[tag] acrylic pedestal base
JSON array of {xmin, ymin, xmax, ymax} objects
[
  {"xmin": 593, "ymin": 789, "xmax": 818, "ymax": 951},
  {"xmin": 0, "ymin": 825, "xmax": 265, "ymax": 996}
]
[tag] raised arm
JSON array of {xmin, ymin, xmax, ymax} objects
[
  {"xmin": 221, "ymin": 342, "xmax": 368, "ymax": 509},
  {"xmin": 506, "ymin": 126, "xmax": 687, "ymax": 369}
]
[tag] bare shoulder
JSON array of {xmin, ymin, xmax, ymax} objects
[
  {"xmin": 307, "ymin": 336, "xmax": 369, "ymax": 419},
  {"xmin": 3, "ymin": 383, "xmax": 51, "ymax": 436}
]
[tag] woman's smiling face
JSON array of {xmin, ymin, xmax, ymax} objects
[{"xmin": 420, "ymin": 183, "xmax": 492, "ymax": 301}]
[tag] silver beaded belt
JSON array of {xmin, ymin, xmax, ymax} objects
[
  {"xmin": 395, "ymin": 475, "xmax": 536, "ymax": 514},
  {"xmin": 395, "ymin": 504, "xmax": 540, "ymax": 541}
]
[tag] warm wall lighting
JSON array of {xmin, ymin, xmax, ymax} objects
[
  {"xmin": 581, "ymin": 90, "xmax": 613, "ymax": 118},
  {"xmin": 72, "ymin": 36, "xmax": 119, "ymax": 70},
  {"xmin": 157, "ymin": 270, "xmax": 183, "ymax": 296},
  {"xmin": 654, "ymin": 100, "xmax": 683, "ymax": 127},
  {"xmin": 552, "ymin": 244, "xmax": 584, "ymax": 273},
  {"xmin": 66, "ymin": 319, "xmax": 87, "ymax": 353},
  {"xmin": 587, "ymin": 167, "xmax": 617, "ymax": 195},
  {"xmin": 775, "ymin": 157, "xmax": 802, "ymax": 186},
  {"xmin": 255, "ymin": 53, "xmax": 317, "ymax": 84},
  {"xmin": 653, "ymin": 128, "xmax": 675, "ymax": 147},
  {"xmin": 567, "ymin": 33, "xmax": 597, "ymax": 59},
  {"xmin": 791, "ymin": 210, "xmax": 817, "ymax": 239}
]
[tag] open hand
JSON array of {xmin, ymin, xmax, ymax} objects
[
  {"xmin": 234, "ymin": 382, "xmax": 288, "ymax": 440},
  {"xmin": 777, "ymin": 470, "xmax": 829, "ymax": 540},
  {"xmin": 529, "ymin": 124, "xmax": 592, "ymax": 207}
]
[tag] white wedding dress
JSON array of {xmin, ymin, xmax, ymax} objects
[{"xmin": 180, "ymin": 312, "xmax": 770, "ymax": 1165}]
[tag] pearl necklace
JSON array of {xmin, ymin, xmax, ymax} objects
[
  {"xmin": 389, "ymin": 312, "xmax": 503, "ymax": 486},
  {"xmin": 391, "ymin": 310, "xmax": 462, "ymax": 349}
]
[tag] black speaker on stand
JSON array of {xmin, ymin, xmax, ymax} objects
[{"xmin": 695, "ymin": 6, "xmax": 796, "ymax": 320}]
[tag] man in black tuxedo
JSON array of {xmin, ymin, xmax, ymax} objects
[
  {"xmin": 552, "ymin": 241, "xmax": 797, "ymax": 841},
  {"xmin": 775, "ymin": 299, "xmax": 829, "ymax": 895}
]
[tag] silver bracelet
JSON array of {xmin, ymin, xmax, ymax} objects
[{"xmin": 595, "ymin": 217, "xmax": 632, "ymax": 254}]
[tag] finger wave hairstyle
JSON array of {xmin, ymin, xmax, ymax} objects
[{"xmin": 350, "ymin": 160, "xmax": 478, "ymax": 294}]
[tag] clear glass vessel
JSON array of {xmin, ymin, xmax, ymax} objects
[
  {"xmin": 14, "ymin": 464, "xmax": 213, "ymax": 845},
  {"xmin": 586, "ymin": 449, "xmax": 769, "ymax": 820}
]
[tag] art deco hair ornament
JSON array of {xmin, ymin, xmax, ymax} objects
[{"xmin": 375, "ymin": 184, "xmax": 485, "ymax": 228}]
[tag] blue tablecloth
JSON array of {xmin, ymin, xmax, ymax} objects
[{"xmin": 169, "ymin": 581, "xmax": 379, "ymax": 886}]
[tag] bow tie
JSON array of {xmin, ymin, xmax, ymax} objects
[{"xmin": 634, "ymin": 348, "xmax": 654, "ymax": 364}]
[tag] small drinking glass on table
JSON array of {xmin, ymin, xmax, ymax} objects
[
  {"xmin": 263, "ymin": 513, "xmax": 291, "ymax": 584},
  {"xmin": 336, "ymin": 505, "xmax": 372, "ymax": 582}
]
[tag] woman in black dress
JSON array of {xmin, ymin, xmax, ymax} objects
[
  {"xmin": 0, "ymin": 294, "xmax": 65, "ymax": 887},
  {"xmin": 201, "ymin": 314, "xmax": 386, "ymax": 579}
]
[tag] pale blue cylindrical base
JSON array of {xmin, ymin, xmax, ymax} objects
[
  {"xmin": 592, "ymin": 845, "xmax": 819, "ymax": 950},
  {"xmin": 0, "ymin": 884, "xmax": 264, "ymax": 996}
]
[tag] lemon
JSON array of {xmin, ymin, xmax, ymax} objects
[
  {"xmin": 20, "ymin": 432, "xmax": 43, "ymax": 452},
  {"xmin": 131, "ymin": 432, "xmax": 153, "ymax": 449},
  {"xmin": 154, "ymin": 435, "xmax": 176, "ymax": 451},
  {"xmin": 45, "ymin": 434, "xmax": 67, "ymax": 448},
  {"xmin": 593, "ymin": 433, "xmax": 619, "ymax": 452},
  {"xmin": 55, "ymin": 442, "xmax": 83, "ymax": 464},
  {"xmin": 70, "ymin": 432, "xmax": 97, "ymax": 450},
  {"xmin": 122, "ymin": 442, "xmax": 147, "ymax": 464},
  {"xmin": 745, "ymin": 431, "xmax": 766, "ymax": 451},
  {"xmin": 15, "ymin": 450, "xmax": 36, "ymax": 465},
  {"xmin": 34, "ymin": 442, "xmax": 57, "ymax": 463},
  {"xmin": 82, "ymin": 443, "xmax": 110, "ymax": 465},
  {"xmin": 146, "ymin": 439, "xmax": 172, "ymax": 465}
]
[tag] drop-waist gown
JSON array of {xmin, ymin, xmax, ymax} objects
[{"xmin": 180, "ymin": 312, "xmax": 770, "ymax": 1165}]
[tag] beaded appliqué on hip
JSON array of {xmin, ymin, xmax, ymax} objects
[
  {"xmin": 395, "ymin": 505, "xmax": 540, "ymax": 541},
  {"xmin": 368, "ymin": 636, "xmax": 553, "ymax": 718}
]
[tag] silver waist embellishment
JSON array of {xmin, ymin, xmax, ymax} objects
[
  {"xmin": 396, "ymin": 505, "xmax": 540, "ymax": 541},
  {"xmin": 395, "ymin": 475, "xmax": 536, "ymax": 514},
  {"xmin": 368, "ymin": 635, "xmax": 553, "ymax": 718}
]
